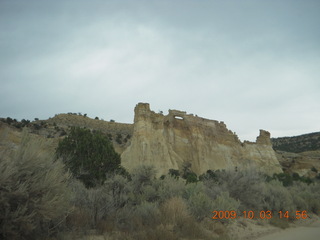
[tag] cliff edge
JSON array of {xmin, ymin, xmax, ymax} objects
[{"xmin": 121, "ymin": 103, "xmax": 282, "ymax": 176}]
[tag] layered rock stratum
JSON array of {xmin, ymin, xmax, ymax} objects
[
  {"xmin": 5, "ymin": 103, "xmax": 318, "ymax": 177},
  {"xmin": 121, "ymin": 103, "xmax": 282, "ymax": 176}
]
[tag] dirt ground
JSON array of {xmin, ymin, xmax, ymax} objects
[
  {"xmin": 255, "ymin": 218, "xmax": 320, "ymax": 240},
  {"xmin": 75, "ymin": 214, "xmax": 320, "ymax": 240},
  {"xmin": 233, "ymin": 214, "xmax": 320, "ymax": 240}
]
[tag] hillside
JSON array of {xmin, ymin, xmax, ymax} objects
[
  {"xmin": 271, "ymin": 132, "xmax": 320, "ymax": 153},
  {"xmin": 271, "ymin": 132, "xmax": 320, "ymax": 177},
  {"xmin": 2, "ymin": 103, "xmax": 319, "ymax": 177},
  {"xmin": 0, "ymin": 114, "xmax": 133, "ymax": 154}
]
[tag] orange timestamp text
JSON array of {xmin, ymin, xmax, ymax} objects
[{"xmin": 212, "ymin": 210, "xmax": 308, "ymax": 220}]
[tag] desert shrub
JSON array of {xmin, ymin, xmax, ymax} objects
[
  {"xmin": 65, "ymin": 206, "xmax": 91, "ymax": 234},
  {"xmin": 188, "ymin": 191, "xmax": 214, "ymax": 221},
  {"xmin": 66, "ymin": 175, "xmax": 131, "ymax": 236},
  {"xmin": 297, "ymin": 175, "xmax": 313, "ymax": 185},
  {"xmin": 183, "ymin": 181, "xmax": 205, "ymax": 199},
  {"xmin": 160, "ymin": 197, "xmax": 190, "ymax": 225},
  {"xmin": 160, "ymin": 196, "xmax": 212, "ymax": 239},
  {"xmin": 115, "ymin": 134, "xmax": 122, "ymax": 144},
  {"xmin": 88, "ymin": 188, "xmax": 113, "ymax": 227},
  {"xmin": 104, "ymin": 174, "xmax": 130, "ymax": 209},
  {"xmin": 168, "ymin": 169, "xmax": 180, "ymax": 179},
  {"xmin": 204, "ymin": 168, "xmax": 265, "ymax": 211},
  {"xmin": 210, "ymin": 191, "xmax": 240, "ymax": 224},
  {"xmin": 13, "ymin": 122, "xmax": 23, "ymax": 129},
  {"xmin": 287, "ymin": 182, "xmax": 309, "ymax": 214},
  {"xmin": 199, "ymin": 169, "xmax": 219, "ymax": 182},
  {"xmin": 107, "ymin": 133, "xmax": 113, "ymax": 140},
  {"xmin": 128, "ymin": 168, "xmax": 160, "ymax": 205},
  {"xmin": 130, "ymin": 165, "xmax": 157, "ymax": 195},
  {"xmin": 292, "ymin": 172, "xmax": 300, "ymax": 181},
  {"xmin": 307, "ymin": 183, "xmax": 320, "ymax": 214},
  {"xmin": 272, "ymin": 173, "xmax": 293, "ymax": 186},
  {"xmin": 289, "ymin": 181, "xmax": 320, "ymax": 215},
  {"xmin": 59, "ymin": 129, "xmax": 67, "ymax": 137},
  {"xmin": 140, "ymin": 184, "xmax": 160, "ymax": 202},
  {"xmin": 86, "ymin": 187, "xmax": 114, "ymax": 227},
  {"xmin": 56, "ymin": 126, "xmax": 121, "ymax": 188},
  {"xmin": 176, "ymin": 215, "xmax": 212, "ymax": 240},
  {"xmin": 185, "ymin": 172, "xmax": 198, "ymax": 184},
  {"xmin": 183, "ymin": 182, "xmax": 214, "ymax": 221},
  {"xmin": 311, "ymin": 166, "xmax": 318, "ymax": 173},
  {"xmin": 133, "ymin": 201, "xmax": 161, "ymax": 227},
  {"xmin": 5, "ymin": 117, "xmax": 13, "ymax": 124},
  {"xmin": 69, "ymin": 174, "xmax": 131, "ymax": 230},
  {"xmin": 113, "ymin": 165, "xmax": 131, "ymax": 180},
  {"xmin": 305, "ymin": 185, "xmax": 320, "ymax": 214},
  {"xmin": 181, "ymin": 162, "xmax": 198, "ymax": 183},
  {"xmin": 33, "ymin": 123, "xmax": 41, "ymax": 130},
  {"xmin": 0, "ymin": 132, "xmax": 71, "ymax": 240},
  {"xmin": 157, "ymin": 175, "xmax": 185, "ymax": 202},
  {"xmin": 212, "ymin": 191, "xmax": 240, "ymax": 212},
  {"xmin": 259, "ymin": 180, "xmax": 295, "ymax": 213},
  {"xmin": 21, "ymin": 119, "xmax": 30, "ymax": 127},
  {"xmin": 114, "ymin": 204, "xmax": 136, "ymax": 232}
]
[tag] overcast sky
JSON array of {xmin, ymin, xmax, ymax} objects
[{"xmin": 1, "ymin": 0, "xmax": 319, "ymax": 141}]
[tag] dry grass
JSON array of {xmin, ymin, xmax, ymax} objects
[
  {"xmin": 269, "ymin": 216, "xmax": 290, "ymax": 229},
  {"xmin": 0, "ymin": 130, "xmax": 72, "ymax": 239}
]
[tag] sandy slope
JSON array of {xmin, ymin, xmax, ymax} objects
[
  {"xmin": 255, "ymin": 220, "xmax": 320, "ymax": 240},
  {"xmin": 227, "ymin": 214, "xmax": 320, "ymax": 240}
]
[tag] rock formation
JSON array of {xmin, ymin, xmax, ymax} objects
[{"xmin": 121, "ymin": 103, "xmax": 282, "ymax": 176}]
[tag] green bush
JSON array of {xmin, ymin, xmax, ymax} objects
[
  {"xmin": 157, "ymin": 175, "xmax": 185, "ymax": 202},
  {"xmin": 168, "ymin": 169, "xmax": 180, "ymax": 179},
  {"xmin": 274, "ymin": 172, "xmax": 313, "ymax": 186},
  {"xmin": 133, "ymin": 201, "xmax": 161, "ymax": 227},
  {"xmin": 212, "ymin": 191, "xmax": 240, "ymax": 212},
  {"xmin": 187, "ymin": 190, "xmax": 214, "ymax": 221},
  {"xmin": 204, "ymin": 168, "xmax": 266, "ymax": 211},
  {"xmin": 104, "ymin": 174, "xmax": 130, "ymax": 209},
  {"xmin": 130, "ymin": 165, "xmax": 157, "ymax": 194},
  {"xmin": 181, "ymin": 162, "xmax": 198, "ymax": 183},
  {"xmin": 0, "ymin": 132, "xmax": 71, "ymax": 240},
  {"xmin": 67, "ymin": 173, "xmax": 132, "ymax": 233},
  {"xmin": 273, "ymin": 173, "xmax": 293, "ymax": 186},
  {"xmin": 185, "ymin": 172, "xmax": 198, "ymax": 184},
  {"xmin": 116, "ymin": 133, "xmax": 123, "ymax": 144},
  {"xmin": 288, "ymin": 181, "xmax": 320, "ymax": 215},
  {"xmin": 5, "ymin": 117, "xmax": 12, "ymax": 124},
  {"xmin": 199, "ymin": 169, "xmax": 218, "ymax": 182},
  {"xmin": 211, "ymin": 191, "xmax": 240, "ymax": 224},
  {"xmin": 261, "ymin": 180, "xmax": 295, "ymax": 213},
  {"xmin": 56, "ymin": 127, "xmax": 121, "ymax": 188}
]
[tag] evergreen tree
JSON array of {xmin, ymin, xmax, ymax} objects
[{"xmin": 56, "ymin": 127, "xmax": 121, "ymax": 187}]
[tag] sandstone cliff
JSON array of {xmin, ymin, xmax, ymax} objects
[{"xmin": 121, "ymin": 103, "xmax": 282, "ymax": 176}]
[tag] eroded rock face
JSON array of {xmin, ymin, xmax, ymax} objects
[
  {"xmin": 121, "ymin": 103, "xmax": 282, "ymax": 176},
  {"xmin": 275, "ymin": 150, "xmax": 320, "ymax": 177}
]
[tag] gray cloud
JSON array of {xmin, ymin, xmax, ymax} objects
[{"xmin": 0, "ymin": 0, "xmax": 319, "ymax": 141}]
